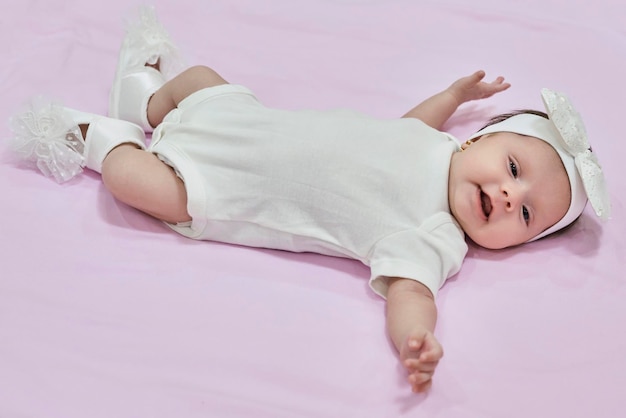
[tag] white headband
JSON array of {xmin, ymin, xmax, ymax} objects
[{"xmin": 467, "ymin": 88, "xmax": 610, "ymax": 241}]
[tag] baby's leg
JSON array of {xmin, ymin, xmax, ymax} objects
[
  {"xmin": 101, "ymin": 144, "xmax": 191, "ymax": 224},
  {"xmin": 8, "ymin": 99, "xmax": 184, "ymax": 222},
  {"xmin": 102, "ymin": 65, "xmax": 227, "ymax": 224},
  {"xmin": 146, "ymin": 65, "xmax": 229, "ymax": 128}
]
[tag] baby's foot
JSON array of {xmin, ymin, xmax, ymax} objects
[
  {"xmin": 145, "ymin": 58, "xmax": 161, "ymax": 72},
  {"xmin": 9, "ymin": 97, "xmax": 147, "ymax": 182},
  {"xmin": 109, "ymin": 6, "xmax": 182, "ymax": 131}
]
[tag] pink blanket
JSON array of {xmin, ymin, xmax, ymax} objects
[{"xmin": 1, "ymin": 1, "xmax": 624, "ymax": 416}]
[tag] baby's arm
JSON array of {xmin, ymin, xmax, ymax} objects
[
  {"xmin": 402, "ymin": 70, "xmax": 510, "ymax": 130},
  {"xmin": 386, "ymin": 277, "xmax": 442, "ymax": 393}
]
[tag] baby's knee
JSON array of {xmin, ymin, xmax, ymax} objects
[
  {"xmin": 184, "ymin": 65, "xmax": 228, "ymax": 87},
  {"xmin": 171, "ymin": 65, "xmax": 228, "ymax": 104}
]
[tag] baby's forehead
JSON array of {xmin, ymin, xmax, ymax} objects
[{"xmin": 491, "ymin": 131, "xmax": 560, "ymax": 153}]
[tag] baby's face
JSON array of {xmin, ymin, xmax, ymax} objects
[{"xmin": 448, "ymin": 132, "xmax": 571, "ymax": 249}]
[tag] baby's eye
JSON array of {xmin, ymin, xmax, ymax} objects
[
  {"xmin": 509, "ymin": 160, "xmax": 518, "ymax": 178},
  {"xmin": 522, "ymin": 206, "xmax": 530, "ymax": 224}
]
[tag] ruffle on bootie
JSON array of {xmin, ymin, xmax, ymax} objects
[
  {"xmin": 9, "ymin": 97, "xmax": 85, "ymax": 183},
  {"xmin": 121, "ymin": 5, "xmax": 183, "ymax": 78}
]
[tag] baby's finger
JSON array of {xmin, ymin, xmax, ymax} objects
[
  {"xmin": 480, "ymin": 82, "xmax": 510, "ymax": 98},
  {"xmin": 419, "ymin": 349, "xmax": 443, "ymax": 363},
  {"xmin": 403, "ymin": 358, "xmax": 419, "ymax": 371},
  {"xmin": 407, "ymin": 337, "xmax": 424, "ymax": 353},
  {"xmin": 413, "ymin": 379, "xmax": 433, "ymax": 393},
  {"xmin": 473, "ymin": 70, "xmax": 486, "ymax": 81},
  {"xmin": 409, "ymin": 371, "xmax": 433, "ymax": 387},
  {"xmin": 491, "ymin": 79, "xmax": 511, "ymax": 90},
  {"xmin": 404, "ymin": 358, "xmax": 438, "ymax": 373},
  {"xmin": 420, "ymin": 339, "xmax": 443, "ymax": 360}
]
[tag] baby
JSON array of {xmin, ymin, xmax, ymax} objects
[{"xmin": 8, "ymin": 7, "xmax": 609, "ymax": 393}]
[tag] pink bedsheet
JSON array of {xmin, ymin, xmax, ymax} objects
[{"xmin": 1, "ymin": 1, "xmax": 624, "ymax": 417}]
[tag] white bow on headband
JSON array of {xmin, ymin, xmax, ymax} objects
[{"xmin": 541, "ymin": 88, "xmax": 611, "ymax": 221}]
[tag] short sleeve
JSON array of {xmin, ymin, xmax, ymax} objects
[{"xmin": 367, "ymin": 212, "xmax": 467, "ymax": 299}]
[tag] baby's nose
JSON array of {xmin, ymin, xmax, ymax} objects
[{"xmin": 502, "ymin": 188, "xmax": 521, "ymax": 212}]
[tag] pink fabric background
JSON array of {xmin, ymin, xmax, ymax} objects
[{"xmin": 1, "ymin": 1, "xmax": 624, "ymax": 417}]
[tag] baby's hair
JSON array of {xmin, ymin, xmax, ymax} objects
[{"xmin": 478, "ymin": 109, "xmax": 548, "ymax": 131}]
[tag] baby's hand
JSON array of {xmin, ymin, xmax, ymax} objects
[
  {"xmin": 400, "ymin": 328, "xmax": 444, "ymax": 393},
  {"xmin": 447, "ymin": 70, "xmax": 510, "ymax": 105}
]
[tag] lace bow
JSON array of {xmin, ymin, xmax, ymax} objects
[
  {"xmin": 541, "ymin": 88, "xmax": 611, "ymax": 220},
  {"xmin": 9, "ymin": 98, "xmax": 85, "ymax": 183},
  {"xmin": 124, "ymin": 5, "xmax": 183, "ymax": 78}
]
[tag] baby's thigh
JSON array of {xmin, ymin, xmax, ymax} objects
[{"xmin": 101, "ymin": 144, "xmax": 191, "ymax": 224}]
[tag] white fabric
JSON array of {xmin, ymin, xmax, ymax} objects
[
  {"xmin": 82, "ymin": 116, "xmax": 146, "ymax": 174},
  {"xmin": 540, "ymin": 88, "xmax": 610, "ymax": 220},
  {"xmin": 149, "ymin": 84, "xmax": 467, "ymax": 297},
  {"xmin": 9, "ymin": 98, "xmax": 86, "ymax": 183}
]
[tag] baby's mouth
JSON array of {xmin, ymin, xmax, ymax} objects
[{"xmin": 480, "ymin": 189, "xmax": 492, "ymax": 219}]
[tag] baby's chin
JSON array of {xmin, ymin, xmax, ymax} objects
[
  {"xmin": 451, "ymin": 209, "xmax": 525, "ymax": 250},
  {"xmin": 465, "ymin": 231, "xmax": 522, "ymax": 250}
]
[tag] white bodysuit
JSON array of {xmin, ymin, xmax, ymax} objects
[{"xmin": 149, "ymin": 84, "xmax": 468, "ymax": 298}]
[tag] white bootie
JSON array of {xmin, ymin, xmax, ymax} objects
[
  {"xmin": 109, "ymin": 6, "xmax": 182, "ymax": 132},
  {"xmin": 9, "ymin": 97, "xmax": 146, "ymax": 183}
]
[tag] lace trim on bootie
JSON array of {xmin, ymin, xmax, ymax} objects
[
  {"xmin": 123, "ymin": 5, "xmax": 183, "ymax": 78},
  {"xmin": 9, "ymin": 97, "xmax": 85, "ymax": 183}
]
